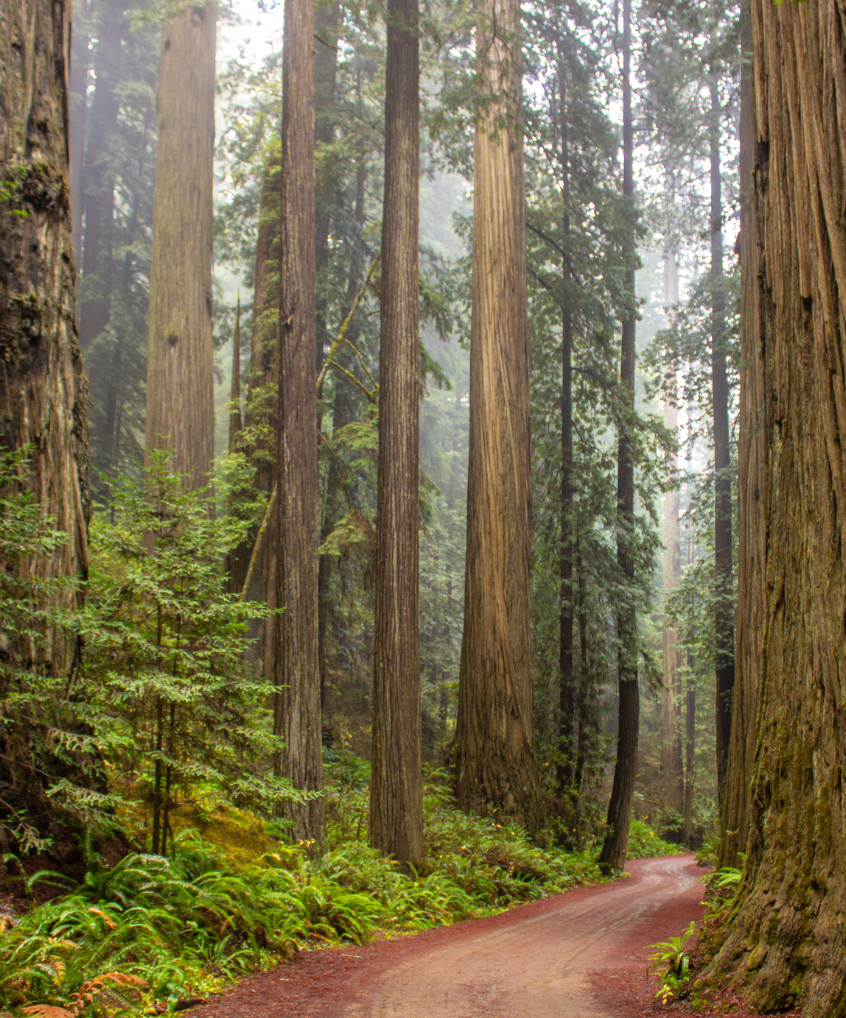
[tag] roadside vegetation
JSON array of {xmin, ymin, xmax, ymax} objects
[{"xmin": 1, "ymin": 767, "xmax": 678, "ymax": 1018}]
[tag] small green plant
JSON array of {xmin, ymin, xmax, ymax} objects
[
  {"xmin": 648, "ymin": 919, "xmax": 697, "ymax": 1003},
  {"xmin": 626, "ymin": 818, "xmax": 683, "ymax": 859}
]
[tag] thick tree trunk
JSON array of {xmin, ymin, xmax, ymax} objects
[
  {"xmin": 0, "ymin": 0, "xmax": 90, "ymax": 825},
  {"xmin": 599, "ymin": 0, "xmax": 638, "ymax": 874},
  {"xmin": 719, "ymin": 5, "xmax": 763, "ymax": 870},
  {"xmin": 275, "ymin": 0, "xmax": 325, "ymax": 848},
  {"xmin": 369, "ymin": 0, "xmax": 423, "ymax": 869},
  {"xmin": 455, "ymin": 0, "xmax": 542, "ymax": 835},
  {"xmin": 707, "ymin": 2, "xmax": 846, "ymax": 1014},
  {"xmin": 709, "ymin": 65, "xmax": 734, "ymax": 810},
  {"xmin": 661, "ymin": 237, "xmax": 684, "ymax": 827},
  {"xmin": 145, "ymin": 2, "xmax": 215, "ymax": 490}
]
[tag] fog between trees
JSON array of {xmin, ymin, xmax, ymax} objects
[{"xmin": 1, "ymin": 0, "xmax": 844, "ymax": 1013}]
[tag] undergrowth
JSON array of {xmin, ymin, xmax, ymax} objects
[{"xmin": 1, "ymin": 765, "xmax": 679, "ymax": 1018}]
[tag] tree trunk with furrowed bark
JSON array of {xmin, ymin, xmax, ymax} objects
[
  {"xmin": 369, "ymin": 0, "xmax": 424, "ymax": 869},
  {"xmin": 709, "ymin": 2, "xmax": 846, "ymax": 1014},
  {"xmin": 274, "ymin": 0, "xmax": 325, "ymax": 849},
  {"xmin": 145, "ymin": 1, "xmax": 215, "ymax": 490},
  {"xmin": 455, "ymin": 0, "xmax": 542, "ymax": 836},
  {"xmin": 0, "ymin": 0, "xmax": 91, "ymax": 846}
]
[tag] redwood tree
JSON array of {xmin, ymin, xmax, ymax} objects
[
  {"xmin": 275, "ymin": 0, "xmax": 325, "ymax": 848},
  {"xmin": 710, "ymin": 1, "xmax": 846, "ymax": 1013},
  {"xmin": 455, "ymin": 0, "xmax": 542, "ymax": 834},
  {"xmin": 0, "ymin": 0, "xmax": 90, "ymax": 840},
  {"xmin": 369, "ymin": 0, "xmax": 424, "ymax": 867},
  {"xmin": 145, "ymin": 1, "xmax": 216, "ymax": 489}
]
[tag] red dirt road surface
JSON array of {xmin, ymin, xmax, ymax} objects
[{"xmin": 192, "ymin": 854, "xmax": 724, "ymax": 1017}]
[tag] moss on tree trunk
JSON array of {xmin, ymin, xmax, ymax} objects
[{"xmin": 710, "ymin": 1, "xmax": 846, "ymax": 1013}]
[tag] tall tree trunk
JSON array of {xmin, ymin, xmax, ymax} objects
[
  {"xmin": 275, "ymin": 0, "xmax": 325, "ymax": 848},
  {"xmin": 599, "ymin": 0, "xmax": 638, "ymax": 873},
  {"xmin": 661, "ymin": 231, "xmax": 684, "ymax": 827},
  {"xmin": 240, "ymin": 153, "xmax": 281, "ymax": 669},
  {"xmin": 709, "ymin": 58, "xmax": 734, "ymax": 811},
  {"xmin": 557, "ymin": 59, "xmax": 578, "ymax": 819},
  {"xmin": 246, "ymin": 150, "xmax": 281, "ymax": 496},
  {"xmin": 78, "ymin": 0, "xmax": 126, "ymax": 352},
  {"xmin": 455, "ymin": 0, "xmax": 542, "ymax": 835},
  {"xmin": 369, "ymin": 0, "xmax": 423, "ymax": 868},
  {"xmin": 145, "ymin": 2, "xmax": 215, "ymax": 490},
  {"xmin": 0, "ymin": 0, "xmax": 91, "ymax": 827},
  {"xmin": 683, "ymin": 662, "xmax": 695, "ymax": 847},
  {"xmin": 718, "ymin": 3, "xmax": 762, "ymax": 870},
  {"xmin": 69, "ymin": 0, "xmax": 90, "ymax": 269},
  {"xmin": 226, "ymin": 298, "xmax": 250, "ymax": 594},
  {"xmin": 314, "ymin": 0, "xmax": 339, "ymax": 377},
  {"xmin": 706, "ymin": 1, "xmax": 846, "ymax": 1013}
]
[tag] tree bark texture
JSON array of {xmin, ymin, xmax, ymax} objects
[
  {"xmin": 369, "ymin": 0, "xmax": 423, "ymax": 869},
  {"xmin": 145, "ymin": 2, "xmax": 215, "ymax": 491},
  {"xmin": 275, "ymin": 0, "xmax": 325, "ymax": 848},
  {"xmin": 0, "ymin": 0, "xmax": 90, "ymax": 826},
  {"xmin": 599, "ymin": 0, "xmax": 638, "ymax": 874},
  {"xmin": 707, "ymin": 2, "xmax": 846, "ymax": 1013},
  {"xmin": 0, "ymin": 0, "xmax": 90, "ymax": 628},
  {"xmin": 719, "ymin": 6, "xmax": 764, "ymax": 870},
  {"xmin": 709, "ymin": 67, "xmax": 734, "ymax": 810},
  {"xmin": 455, "ymin": 0, "xmax": 542, "ymax": 835}
]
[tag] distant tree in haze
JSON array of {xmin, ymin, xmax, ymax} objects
[
  {"xmin": 145, "ymin": 0, "xmax": 216, "ymax": 489},
  {"xmin": 455, "ymin": 0, "xmax": 542, "ymax": 834}
]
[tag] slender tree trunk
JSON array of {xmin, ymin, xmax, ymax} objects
[
  {"xmin": 318, "ymin": 158, "xmax": 366, "ymax": 706},
  {"xmin": 706, "ymin": 1, "xmax": 846, "ymax": 1012},
  {"xmin": 78, "ymin": 0, "xmax": 126, "ymax": 352},
  {"xmin": 369, "ymin": 0, "xmax": 423, "ymax": 868},
  {"xmin": 226, "ymin": 298, "xmax": 250, "ymax": 594},
  {"xmin": 599, "ymin": 0, "xmax": 638, "ymax": 873},
  {"xmin": 314, "ymin": 1, "xmax": 339, "ymax": 378},
  {"xmin": 455, "ymin": 0, "xmax": 542, "ymax": 835},
  {"xmin": 241, "ymin": 153, "xmax": 281, "ymax": 667},
  {"xmin": 683, "ymin": 668, "xmax": 695, "ymax": 846},
  {"xmin": 145, "ymin": 2, "xmax": 215, "ymax": 490},
  {"xmin": 709, "ymin": 60, "xmax": 734, "ymax": 811},
  {"xmin": 275, "ymin": 0, "xmax": 325, "ymax": 848},
  {"xmin": 557, "ymin": 60, "xmax": 578, "ymax": 819},
  {"xmin": 661, "ymin": 233, "xmax": 684, "ymax": 828},
  {"xmin": 69, "ymin": 0, "xmax": 90, "ymax": 269},
  {"xmin": 718, "ymin": 2, "xmax": 762, "ymax": 870},
  {"xmin": 246, "ymin": 151, "xmax": 281, "ymax": 496}
]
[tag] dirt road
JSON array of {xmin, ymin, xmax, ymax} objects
[{"xmin": 192, "ymin": 854, "xmax": 710, "ymax": 1018}]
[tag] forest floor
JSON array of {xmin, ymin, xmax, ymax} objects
[{"xmin": 188, "ymin": 854, "xmax": 800, "ymax": 1018}]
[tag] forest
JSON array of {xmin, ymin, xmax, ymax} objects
[{"xmin": 0, "ymin": 0, "xmax": 844, "ymax": 1015}]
